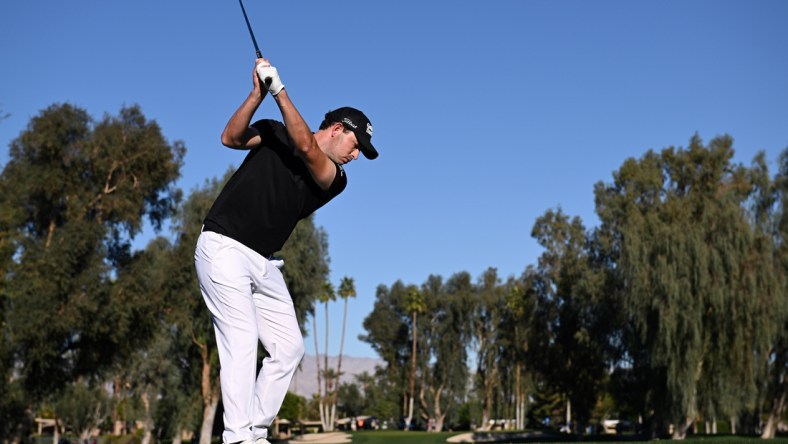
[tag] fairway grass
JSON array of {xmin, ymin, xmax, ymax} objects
[
  {"xmin": 347, "ymin": 430, "xmax": 788, "ymax": 443},
  {"xmin": 350, "ymin": 431, "xmax": 457, "ymax": 443}
]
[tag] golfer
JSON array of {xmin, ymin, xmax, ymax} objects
[{"xmin": 194, "ymin": 58, "xmax": 378, "ymax": 444}]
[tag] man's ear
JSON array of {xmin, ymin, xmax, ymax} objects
[{"xmin": 331, "ymin": 122, "xmax": 344, "ymax": 136}]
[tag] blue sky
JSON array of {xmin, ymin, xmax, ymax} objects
[{"xmin": 2, "ymin": 1, "xmax": 787, "ymax": 360}]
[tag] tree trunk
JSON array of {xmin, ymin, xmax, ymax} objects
[
  {"xmin": 432, "ymin": 383, "xmax": 446, "ymax": 432},
  {"xmin": 730, "ymin": 415, "xmax": 737, "ymax": 435},
  {"xmin": 671, "ymin": 416, "xmax": 693, "ymax": 440},
  {"xmin": 401, "ymin": 393, "xmax": 407, "ymax": 422},
  {"xmin": 330, "ymin": 298, "xmax": 348, "ymax": 432},
  {"xmin": 515, "ymin": 364, "xmax": 523, "ymax": 430},
  {"xmin": 313, "ymin": 315, "xmax": 326, "ymax": 431},
  {"xmin": 761, "ymin": 391, "xmax": 786, "ymax": 439},
  {"xmin": 405, "ymin": 397, "xmax": 415, "ymax": 431},
  {"xmin": 141, "ymin": 389, "xmax": 153, "ymax": 444},
  {"xmin": 199, "ymin": 393, "xmax": 219, "ymax": 444},
  {"xmin": 480, "ymin": 394, "xmax": 490, "ymax": 432},
  {"xmin": 318, "ymin": 401, "xmax": 326, "ymax": 432},
  {"xmin": 323, "ymin": 302, "xmax": 331, "ymax": 432},
  {"xmin": 52, "ymin": 419, "xmax": 59, "ymax": 444},
  {"xmin": 329, "ymin": 403, "xmax": 336, "ymax": 432},
  {"xmin": 405, "ymin": 311, "xmax": 418, "ymax": 431},
  {"xmin": 482, "ymin": 364, "xmax": 498, "ymax": 431},
  {"xmin": 172, "ymin": 427, "xmax": 184, "ymax": 444},
  {"xmin": 197, "ymin": 338, "xmax": 221, "ymax": 444},
  {"xmin": 113, "ymin": 377, "xmax": 126, "ymax": 435}
]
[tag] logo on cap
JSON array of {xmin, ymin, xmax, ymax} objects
[
  {"xmin": 342, "ymin": 117, "xmax": 358, "ymax": 130},
  {"xmin": 366, "ymin": 123, "xmax": 373, "ymax": 137}
]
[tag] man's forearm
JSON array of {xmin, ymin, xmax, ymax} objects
[{"xmin": 221, "ymin": 91, "xmax": 263, "ymax": 147}]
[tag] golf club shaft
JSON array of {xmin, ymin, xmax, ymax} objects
[
  {"xmin": 239, "ymin": 0, "xmax": 263, "ymax": 59},
  {"xmin": 238, "ymin": 0, "xmax": 272, "ymax": 86}
]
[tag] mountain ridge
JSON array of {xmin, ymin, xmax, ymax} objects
[{"xmin": 288, "ymin": 354, "xmax": 385, "ymax": 398}]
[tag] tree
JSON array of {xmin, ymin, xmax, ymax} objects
[
  {"xmin": 1, "ymin": 103, "xmax": 183, "ymax": 424},
  {"xmin": 760, "ymin": 148, "xmax": 788, "ymax": 439},
  {"xmin": 418, "ymin": 273, "xmax": 471, "ymax": 432},
  {"xmin": 332, "ymin": 277, "xmax": 356, "ymax": 424},
  {"xmin": 314, "ymin": 280, "xmax": 335, "ymax": 431},
  {"xmin": 499, "ymin": 271, "xmax": 537, "ymax": 430},
  {"xmin": 280, "ymin": 217, "xmax": 330, "ymax": 328},
  {"xmin": 470, "ymin": 268, "xmax": 505, "ymax": 431},
  {"xmin": 529, "ymin": 209, "xmax": 613, "ymax": 433},
  {"xmin": 594, "ymin": 135, "xmax": 777, "ymax": 438},
  {"xmin": 360, "ymin": 282, "xmax": 412, "ymax": 422},
  {"xmin": 355, "ymin": 370, "xmax": 400, "ymax": 421},
  {"xmin": 168, "ymin": 174, "xmax": 224, "ymax": 444},
  {"xmin": 279, "ymin": 392, "xmax": 307, "ymax": 423},
  {"xmin": 53, "ymin": 381, "xmax": 111, "ymax": 441},
  {"xmin": 404, "ymin": 285, "xmax": 426, "ymax": 431}
]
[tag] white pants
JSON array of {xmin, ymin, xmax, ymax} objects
[{"xmin": 195, "ymin": 230, "xmax": 305, "ymax": 444}]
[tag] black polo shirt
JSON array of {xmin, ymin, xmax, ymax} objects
[{"xmin": 203, "ymin": 119, "xmax": 347, "ymax": 257}]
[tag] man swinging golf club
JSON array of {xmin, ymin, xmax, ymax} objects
[{"xmin": 194, "ymin": 51, "xmax": 379, "ymax": 444}]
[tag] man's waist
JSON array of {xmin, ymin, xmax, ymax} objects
[{"xmin": 202, "ymin": 220, "xmax": 277, "ymax": 259}]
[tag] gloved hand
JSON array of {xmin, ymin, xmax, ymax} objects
[{"xmin": 256, "ymin": 63, "xmax": 285, "ymax": 96}]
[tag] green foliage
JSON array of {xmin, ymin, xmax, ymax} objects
[
  {"xmin": 338, "ymin": 276, "xmax": 357, "ymax": 300},
  {"xmin": 1, "ymin": 103, "xmax": 183, "ymax": 406},
  {"xmin": 528, "ymin": 208, "xmax": 615, "ymax": 429},
  {"xmin": 360, "ymin": 282, "xmax": 411, "ymax": 373},
  {"xmin": 282, "ymin": 215, "xmax": 331, "ymax": 329},
  {"xmin": 353, "ymin": 370, "xmax": 400, "ymax": 420},
  {"xmin": 594, "ymin": 135, "xmax": 784, "ymax": 436},
  {"xmin": 336, "ymin": 382, "xmax": 363, "ymax": 418},
  {"xmin": 53, "ymin": 381, "xmax": 112, "ymax": 438},
  {"xmin": 279, "ymin": 391, "xmax": 307, "ymax": 422}
]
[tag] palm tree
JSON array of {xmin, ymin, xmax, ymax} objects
[
  {"xmin": 315, "ymin": 281, "xmax": 335, "ymax": 431},
  {"xmin": 331, "ymin": 277, "xmax": 356, "ymax": 426},
  {"xmin": 404, "ymin": 286, "xmax": 426, "ymax": 431}
]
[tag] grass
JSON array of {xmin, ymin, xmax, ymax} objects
[
  {"xmin": 349, "ymin": 431, "xmax": 458, "ymax": 443},
  {"xmin": 346, "ymin": 430, "xmax": 788, "ymax": 443}
]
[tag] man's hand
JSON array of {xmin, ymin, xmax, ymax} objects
[{"xmin": 256, "ymin": 59, "xmax": 285, "ymax": 96}]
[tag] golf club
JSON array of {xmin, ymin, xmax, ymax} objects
[{"xmin": 238, "ymin": 0, "xmax": 272, "ymax": 86}]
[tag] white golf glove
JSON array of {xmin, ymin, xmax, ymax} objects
[{"xmin": 256, "ymin": 63, "xmax": 285, "ymax": 96}]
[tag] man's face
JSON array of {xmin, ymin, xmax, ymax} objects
[{"xmin": 327, "ymin": 123, "xmax": 361, "ymax": 165}]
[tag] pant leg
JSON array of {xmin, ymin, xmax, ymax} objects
[
  {"xmin": 250, "ymin": 258, "xmax": 305, "ymax": 439},
  {"xmin": 195, "ymin": 231, "xmax": 264, "ymax": 444}
]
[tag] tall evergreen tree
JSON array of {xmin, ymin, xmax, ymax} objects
[
  {"xmin": 471, "ymin": 268, "xmax": 505, "ymax": 431},
  {"xmin": 416, "ymin": 274, "xmax": 470, "ymax": 432},
  {"xmin": 499, "ymin": 270, "xmax": 537, "ymax": 430},
  {"xmin": 529, "ymin": 209, "xmax": 611, "ymax": 433},
  {"xmin": 360, "ymin": 281, "xmax": 416, "ymax": 423},
  {"xmin": 0, "ymin": 103, "xmax": 183, "ymax": 414},
  {"xmin": 760, "ymin": 148, "xmax": 788, "ymax": 438}
]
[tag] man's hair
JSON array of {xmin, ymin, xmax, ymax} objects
[
  {"xmin": 318, "ymin": 117, "xmax": 341, "ymax": 131},
  {"xmin": 318, "ymin": 117, "xmax": 353, "ymax": 132}
]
